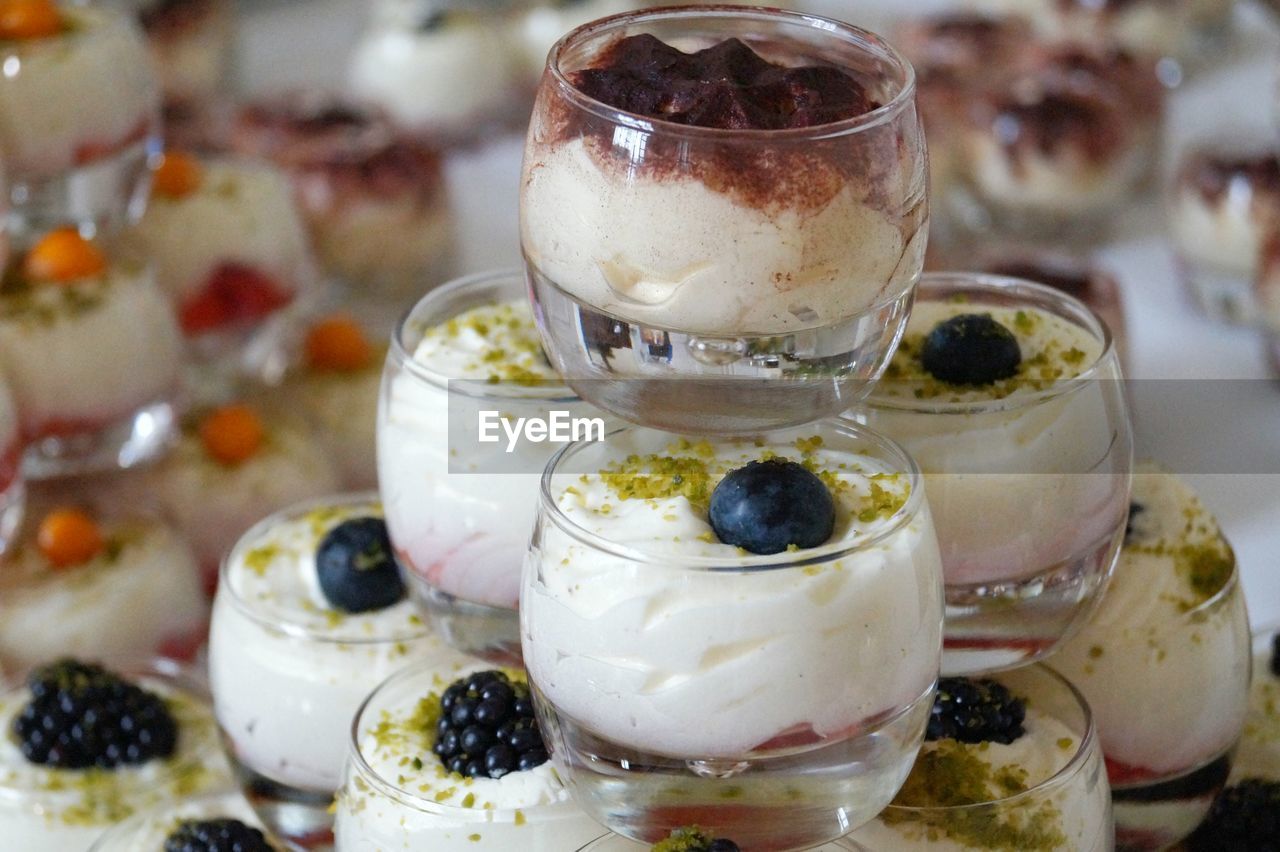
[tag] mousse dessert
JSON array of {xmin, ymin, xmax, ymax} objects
[
  {"xmin": 1233, "ymin": 627, "xmax": 1280, "ymax": 783},
  {"xmin": 147, "ymin": 402, "xmax": 341, "ymax": 591},
  {"xmin": 129, "ymin": 151, "xmax": 319, "ymax": 342},
  {"xmin": 379, "ymin": 270, "xmax": 599, "ymax": 659},
  {"xmin": 231, "ymin": 95, "xmax": 455, "ymax": 299},
  {"xmin": 856, "ymin": 272, "xmax": 1130, "ymax": 673},
  {"xmin": 89, "ymin": 793, "xmax": 285, "ymax": 851},
  {"xmin": 1053, "ymin": 463, "xmax": 1248, "ymax": 849},
  {"xmin": 0, "ymin": 506, "xmax": 206, "ymax": 675},
  {"xmin": 131, "ymin": 0, "xmax": 234, "ymax": 115},
  {"xmin": 283, "ymin": 314, "xmax": 382, "ymax": 489},
  {"xmin": 209, "ymin": 495, "xmax": 457, "ymax": 843},
  {"xmin": 850, "ymin": 669, "xmax": 1113, "ymax": 851},
  {"xmin": 0, "ymin": 658, "xmax": 229, "ymax": 851},
  {"xmin": 1170, "ymin": 144, "xmax": 1280, "ymax": 324},
  {"xmin": 334, "ymin": 663, "xmax": 603, "ymax": 850},
  {"xmin": 0, "ymin": 1, "xmax": 159, "ymax": 184},
  {"xmin": 0, "ymin": 228, "xmax": 181, "ymax": 473},
  {"xmin": 522, "ymin": 421, "xmax": 942, "ymax": 846},
  {"xmin": 348, "ymin": 0, "xmax": 520, "ymax": 141}
]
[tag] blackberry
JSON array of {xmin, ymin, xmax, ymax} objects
[
  {"xmin": 1186, "ymin": 780, "xmax": 1280, "ymax": 851},
  {"xmin": 164, "ymin": 818, "xmax": 274, "ymax": 852},
  {"xmin": 927, "ymin": 677, "xmax": 1026, "ymax": 746},
  {"xmin": 431, "ymin": 670, "xmax": 547, "ymax": 780},
  {"xmin": 1272, "ymin": 633, "xmax": 1279, "ymax": 679},
  {"xmin": 651, "ymin": 827, "xmax": 741, "ymax": 851},
  {"xmin": 921, "ymin": 314, "xmax": 1022, "ymax": 386},
  {"xmin": 12, "ymin": 659, "xmax": 178, "ymax": 770},
  {"xmin": 315, "ymin": 517, "xmax": 405, "ymax": 613},
  {"xmin": 708, "ymin": 458, "xmax": 835, "ymax": 555}
]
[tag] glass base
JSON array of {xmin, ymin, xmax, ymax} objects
[
  {"xmin": 941, "ymin": 529, "xmax": 1121, "ymax": 675},
  {"xmin": 8, "ymin": 137, "xmax": 156, "ymax": 239},
  {"xmin": 22, "ymin": 399, "xmax": 176, "ymax": 480},
  {"xmin": 527, "ymin": 266, "xmax": 913, "ymax": 433},
  {"xmin": 1111, "ymin": 750, "xmax": 1232, "ymax": 852},
  {"xmin": 406, "ymin": 579, "xmax": 521, "ymax": 667},
  {"xmin": 1179, "ymin": 259, "xmax": 1258, "ymax": 326},
  {"xmin": 223, "ymin": 739, "xmax": 335, "ymax": 852},
  {"xmin": 536, "ymin": 684, "xmax": 933, "ymax": 851}
]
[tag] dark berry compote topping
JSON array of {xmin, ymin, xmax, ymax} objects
[{"xmin": 570, "ymin": 34, "xmax": 880, "ymax": 130}]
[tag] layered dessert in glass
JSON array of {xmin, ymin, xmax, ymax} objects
[
  {"xmin": 379, "ymin": 269, "xmax": 604, "ymax": 662},
  {"xmin": 334, "ymin": 662, "xmax": 605, "ymax": 850},
  {"xmin": 209, "ymin": 493, "xmax": 456, "ymax": 847},
  {"xmin": 522, "ymin": 420, "xmax": 943, "ymax": 848},
  {"xmin": 520, "ymin": 6, "xmax": 927, "ymax": 432},
  {"xmin": 231, "ymin": 95, "xmax": 456, "ymax": 302},
  {"xmin": 0, "ymin": 0, "xmax": 160, "ymax": 235},
  {"xmin": 89, "ymin": 792, "xmax": 286, "ymax": 851},
  {"xmin": 0, "ymin": 657, "xmax": 230, "ymax": 851},
  {"xmin": 0, "ymin": 228, "xmax": 181, "ymax": 478},
  {"xmin": 129, "ymin": 151, "xmax": 320, "ymax": 356},
  {"xmin": 850, "ymin": 667, "xmax": 1114, "ymax": 851},
  {"xmin": 1170, "ymin": 143, "xmax": 1280, "ymax": 325},
  {"xmin": 0, "ymin": 506, "xmax": 206, "ymax": 674},
  {"xmin": 853, "ymin": 272, "xmax": 1132, "ymax": 674},
  {"xmin": 1054, "ymin": 463, "xmax": 1248, "ymax": 850}
]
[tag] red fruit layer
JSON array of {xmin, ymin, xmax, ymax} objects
[
  {"xmin": 179, "ymin": 263, "xmax": 294, "ymax": 334},
  {"xmin": 74, "ymin": 115, "xmax": 154, "ymax": 167}
]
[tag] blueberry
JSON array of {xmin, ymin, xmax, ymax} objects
[
  {"xmin": 920, "ymin": 314, "xmax": 1022, "ymax": 386},
  {"xmin": 315, "ymin": 517, "xmax": 405, "ymax": 613},
  {"xmin": 708, "ymin": 458, "xmax": 834, "ymax": 555}
]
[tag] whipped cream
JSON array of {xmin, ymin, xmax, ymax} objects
[
  {"xmin": 0, "ymin": 5, "xmax": 158, "ymax": 180},
  {"xmin": 0, "ymin": 671, "xmax": 229, "ymax": 852},
  {"xmin": 522, "ymin": 136, "xmax": 918, "ymax": 336},
  {"xmin": 1231, "ymin": 633, "xmax": 1280, "ymax": 783},
  {"xmin": 0, "ymin": 516, "xmax": 205, "ymax": 674},
  {"xmin": 334, "ymin": 663, "xmax": 602, "ymax": 850},
  {"xmin": 0, "ymin": 260, "xmax": 181, "ymax": 439},
  {"xmin": 1054, "ymin": 463, "xmax": 1249, "ymax": 781},
  {"xmin": 209, "ymin": 495, "xmax": 459, "ymax": 793},
  {"xmin": 522, "ymin": 429, "xmax": 942, "ymax": 758}
]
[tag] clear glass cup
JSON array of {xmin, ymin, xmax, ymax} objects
[
  {"xmin": 1235, "ymin": 621, "xmax": 1280, "ymax": 784},
  {"xmin": 522, "ymin": 419, "xmax": 943, "ymax": 849},
  {"xmin": 577, "ymin": 834, "xmax": 868, "ymax": 851},
  {"xmin": 850, "ymin": 272, "xmax": 1133, "ymax": 675},
  {"xmin": 0, "ymin": 2, "xmax": 160, "ymax": 238},
  {"xmin": 0, "ymin": 657, "xmax": 232, "ymax": 852},
  {"xmin": 378, "ymin": 269, "xmax": 608, "ymax": 664},
  {"xmin": 334, "ymin": 661, "xmax": 605, "ymax": 851},
  {"xmin": 208, "ymin": 494, "xmax": 446, "ymax": 849},
  {"xmin": 850, "ymin": 665, "xmax": 1114, "ymax": 851},
  {"xmin": 1053, "ymin": 470, "xmax": 1249, "ymax": 851},
  {"xmin": 520, "ymin": 6, "xmax": 928, "ymax": 433}
]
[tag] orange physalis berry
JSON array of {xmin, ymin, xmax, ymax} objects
[
  {"xmin": 22, "ymin": 228, "xmax": 107, "ymax": 283},
  {"xmin": 0, "ymin": 0, "xmax": 62, "ymax": 41},
  {"xmin": 151, "ymin": 151, "xmax": 203, "ymax": 199},
  {"xmin": 199, "ymin": 403, "xmax": 265, "ymax": 466},
  {"xmin": 37, "ymin": 508, "xmax": 104, "ymax": 569},
  {"xmin": 305, "ymin": 315, "xmax": 373, "ymax": 372}
]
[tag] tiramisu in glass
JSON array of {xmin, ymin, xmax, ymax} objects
[
  {"xmin": 231, "ymin": 95, "xmax": 456, "ymax": 302},
  {"xmin": 1054, "ymin": 463, "xmax": 1248, "ymax": 851},
  {"xmin": 853, "ymin": 272, "xmax": 1132, "ymax": 674},
  {"xmin": 0, "ymin": 0, "xmax": 160, "ymax": 235},
  {"xmin": 0, "ymin": 228, "xmax": 181, "ymax": 478},
  {"xmin": 379, "ymin": 269, "xmax": 603, "ymax": 662},
  {"xmin": 850, "ymin": 667, "xmax": 1113, "ymax": 851},
  {"xmin": 1170, "ymin": 143, "xmax": 1280, "ymax": 325},
  {"xmin": 523, "ymin": 420, "xmax": 943, "ymax": 847},
  {"xmin": 520, "ymin": 7, "xmax": 927, "ymax": 432}
]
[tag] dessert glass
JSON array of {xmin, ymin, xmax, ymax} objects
[
  {"xmin": 0, "ymin": 3, "xmax": 160, "ymax": 237},
  {"xmin": 522, "ymin": 419, "xmax": 943, "ymax": 849},
  {"xmin": 378, "ymin": 269, "xmax": 605, "ymax": 663},
  {"xmin": 852, "ymin": 272, "xmax": 1132, "ymax": 675},
  {"xmin": 520, "ymin": 6, "xmax": 928, "ymax": 433},
  {"xmin": 334, "ymin": 661, "xmax": 605, "ymax": 851},
  {"xmin": 850, "ymin": 665, "xmax": 1114, "ymax": 852},
  {"xmin": 208, "ymin": 493, "xmax": 445, "ymax": 849}
]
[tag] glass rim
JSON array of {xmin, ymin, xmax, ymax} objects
[
  {"xmin": 388, "ymin": 267, "xmax": 580, "ymax": 403},
  {"xmin": 863, "ymin": 271, "xmax": 1120, "ymax": 415},
  {"xmin": 883, "ymin": 664, "xmax": 1099, "ymax": 817},
  {"xmin": 537, "ymin": 418, "xmax": 926, "ymax": 571},
  {"xmin": 216, "ymin": 491, "xmax": 431, "ymax": 645},
  {"xmin": 547, "ymin": 4, "xmax": 919, "ymax": 141}
]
